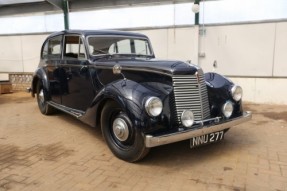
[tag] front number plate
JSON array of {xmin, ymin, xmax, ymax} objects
[{"xmin": 190, "ymin": 131, "xmax": 224, "ymax": 148}]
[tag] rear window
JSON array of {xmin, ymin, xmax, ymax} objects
[{"xmin": 42, "ymin": 35, "xmax": 63, "ymax": 59}]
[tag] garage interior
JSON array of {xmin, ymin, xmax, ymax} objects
[{"xmin": 0, "ymin": 0, "xmax": 287, "ymax": 190}]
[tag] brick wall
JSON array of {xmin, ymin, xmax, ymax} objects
[{"xmin": 9, "ymin": 73, "xmax": 33, "ymax": 91}]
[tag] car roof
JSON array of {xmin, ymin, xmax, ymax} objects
[{"xmin": 48, "ymin": 30, "xmax": 148, "ymax": 39}]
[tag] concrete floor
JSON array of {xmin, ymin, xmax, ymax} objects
[{"xmin": 0, "ymin": 92, "xmax": 286, "ymax": 191}]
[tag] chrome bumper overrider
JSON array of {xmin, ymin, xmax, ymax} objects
[{"xmin": 145, "ymin": 111, "xmax": 252, "ymax": 148}]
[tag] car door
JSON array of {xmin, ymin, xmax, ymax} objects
[
  {"xmin": 61, "ymin": 35, "xmax": 95, "ymax": 111},
  {"xmin": 42, "ymin": 35, "xmax": 63, "ymax": 104}
]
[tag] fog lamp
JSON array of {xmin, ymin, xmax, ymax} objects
[
  {"xmin": 222, "ymin": 101, "xmax": 233, "ymax": 118},
  {"xmin": 181, "ymin": 110, "xmax": 194, "ymax": 127}
]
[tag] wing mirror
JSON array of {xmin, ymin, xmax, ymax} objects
[
  {"xmin": 113, "ymin": 64, "xmax": 127, "ymax": 85},
  {"xmin": 113, "ymin": 64, "xmax": 122, "ymax": 74}
]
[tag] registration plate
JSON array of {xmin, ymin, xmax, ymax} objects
[{"xmin": 190, "ymin": 131, "xmax": 224, "ymax": 148}]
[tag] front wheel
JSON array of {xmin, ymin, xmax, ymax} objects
[{"xmin": 101, "ymin": 101, "xmax": 149, "ymax": 162}]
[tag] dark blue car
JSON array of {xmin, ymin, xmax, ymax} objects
[{"xmin": 30, "ymin": 30, "xmax": 252, "ymax": 162}]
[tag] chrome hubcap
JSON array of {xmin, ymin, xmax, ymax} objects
[
  {"xmin": 112, "ymin": 118, "xmax": 129, "ymax": 142},
  {"xmin": 39, "ymin": 89, "xmax": 45, "ymax": 104}
]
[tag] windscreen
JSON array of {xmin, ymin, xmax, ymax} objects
[{"xmin": 88, "ymin": 36, "xmax": 153, "ymax": 57}]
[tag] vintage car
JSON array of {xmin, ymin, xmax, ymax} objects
[{"xmin": 30, "ymin": 30, "xmax": 252, "ymax": 162}]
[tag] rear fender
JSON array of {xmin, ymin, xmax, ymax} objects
[{"xmin": 31, "ymin": 68, "xmax": 49, "ymax": 98}]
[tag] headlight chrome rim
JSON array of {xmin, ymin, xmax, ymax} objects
[
  {"xmin": 231, "ymin": 85, "xmax": 243, "ymax": 102},
  {"xmin": 222, "ymin": 101, "xmax": 234, "ymax": 118},
  {"xmin": 145, "ymin": 97, "xmax": 163, "ymax": 117},
  {"xmin": 181, "ymin": 110, "xmax": 195, "ymax": 128}
]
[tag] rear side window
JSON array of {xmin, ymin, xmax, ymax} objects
[
  {"xmin": 64, "ymin": 35, "xmax": 86, "ymax": 60},
  {"xmin": 42, "ymin": 35, "xmax": 62, "ymax": 59}
]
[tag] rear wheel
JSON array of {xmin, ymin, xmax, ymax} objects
[
  {"xmin": 36, "ymin": 81, "xmax": 55, "ymax": 115},
  {"xmin": 101, "ymin": 101, "xmax": 149, "ymax": 162}
]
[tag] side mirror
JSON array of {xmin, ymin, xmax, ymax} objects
[
  {"xmin": 112, "ymin": 64, "xmax": 127, "ymax": 84},
  {"xmin": 113, "ymin": 64, "xmax": 122, "ymax": 74}
]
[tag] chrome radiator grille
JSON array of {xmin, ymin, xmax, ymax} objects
[{"xmin": 172, "ymin": 70, "xmax": 210, "ymax": 124}]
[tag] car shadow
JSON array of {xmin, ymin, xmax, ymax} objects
[
  {"xmin": 54, "ymin": 111, "xmax": 104, "ymax": 142},
  {"xmin": 138, "ymin": 130, "xmax": 254, "ymax": 167},
  {"xmin": 53, "ymin": 109, "xmax": 254, "ymax": 167}
]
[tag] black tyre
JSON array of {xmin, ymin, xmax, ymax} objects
[
  {"xmin": 101, "ymin": 101, "xmax": 149, "ymax": 162},
  {"xmin": 36, "ymin": 81, "xmax": 55, "ymax": 115}
]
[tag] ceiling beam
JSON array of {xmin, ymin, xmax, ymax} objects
[
  {"xmin": 0, "ymin": 0, "xmax": 219, "ymax": 17},
  {"xmin": 45, "ymin": 0, "xmax": 63, "ymax": 9},
  {"xmin": 69, "ymin": 0, "xmax": 197, "ymax": 11},
  {"xmin": 0, "ymin": 2, "xmax": 58, "ymax": 16}
]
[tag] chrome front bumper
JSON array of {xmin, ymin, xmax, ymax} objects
[{"xmin": 145, "ymin": 111, "xmax": 252, "ymax": 148}]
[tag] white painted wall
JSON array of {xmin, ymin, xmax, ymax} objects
[
  {"xmin": 21, "ymin": 35, "xmax": 47, "ymax": 72},
  {"xmin": 229, "ymin": 77, "xmax": 287, "ymax": 105},
  {"xmin": 137, "ymin": 27, "xmax": 199, "ymax": 63},
  {"xmin": 0, "ymin": 35, "xmax": 23, "ymax": 72},
  {"xmin": 198, "ymin": 23, "xmax": 276, "ymax": 77},
  {"xmin": 0, "ymin": 34, "xmax": 47, "ymax": 73},
  {"xmin": 273, "ymin": 22, "xmax": 287, "ymax": 77},
  {"xmin": 196, "ymin": 22, "xmax": 287, "ymax": 79}
]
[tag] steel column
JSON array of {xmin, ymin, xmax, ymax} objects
[
  {"xmin": 194, "ymin": 0, "xmax": 200, "ymax": 25},
  {"xmin": 63, "ymin": 0, "xmax": 69, "ymax": 29}
]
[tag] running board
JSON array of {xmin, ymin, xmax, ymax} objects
[{"xmin": 47, "ymin": 101, "xmax": 85, "ymax": 118}]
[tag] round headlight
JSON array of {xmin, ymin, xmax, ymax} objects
[
  {"xmin": 222, "ymin": 101, "xmax": 233, "ymax": 118},
  {"xmin": 181, "ymin": 110, "xmax": 194, "ymax": 127},
  {"xmin": 145, "ymin": 97, "xmax": 163, "ymax": 117},
  {"xmin": 231, "ymin": 85, "xmax": 243, "ymax": 102}
]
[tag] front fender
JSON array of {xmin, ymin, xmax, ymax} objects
[
  {"xmin": 205, "ymin": 72, "xmax": 242, "ymax": 117},
  {"xmin": 80, "ymin": 79, "xmax": 172, "ymax": 132},
  {"xmin": 204, "ymin": 72, "xmax": 233, "ymax": 100}
]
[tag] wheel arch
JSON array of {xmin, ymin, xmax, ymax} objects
[
  {"xmin": 80, "ymin": 93, "xmax": 129, "ymax": 128},
  {"xmin": 31, "ymin": 68, "xmax": 50, "ymax": 98},
  {"xmin": 80, "ymin": 79, "xmax": 158, "ymax": 129},
  {"xmin": 95, "ymin": 98, "xmax": 122, "ymax": 129}
]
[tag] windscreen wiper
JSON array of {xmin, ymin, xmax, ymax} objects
[{"xmin": 93, "ymin": 53, "xmax": 153, "ymax": 60}]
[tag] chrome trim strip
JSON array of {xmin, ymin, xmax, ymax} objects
[
  {"xmin": 47, "ymin": 101, "xmax": 85, "ymax": 118},
  {"xmin": 145, "ymin": 111, "xmax": 252, "ymax": 148},
  {"xmin": 114, "ymin": 66, "xmax": 173, "ymax": 76},
  {"xmin": 196, "ymin": 72, "xmax": 204, "ymax": 119},
  {"xmin": 194, "ymin": 116, "xmax": 221, "ymax": 125},
  {"xmin": 42, "ymin": 63, "xmax": 174, "ymax": 77}
]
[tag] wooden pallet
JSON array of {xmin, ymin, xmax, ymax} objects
[{"xmin": 0, "ymin": 81, "xmax": 13, "ymax": 94}]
